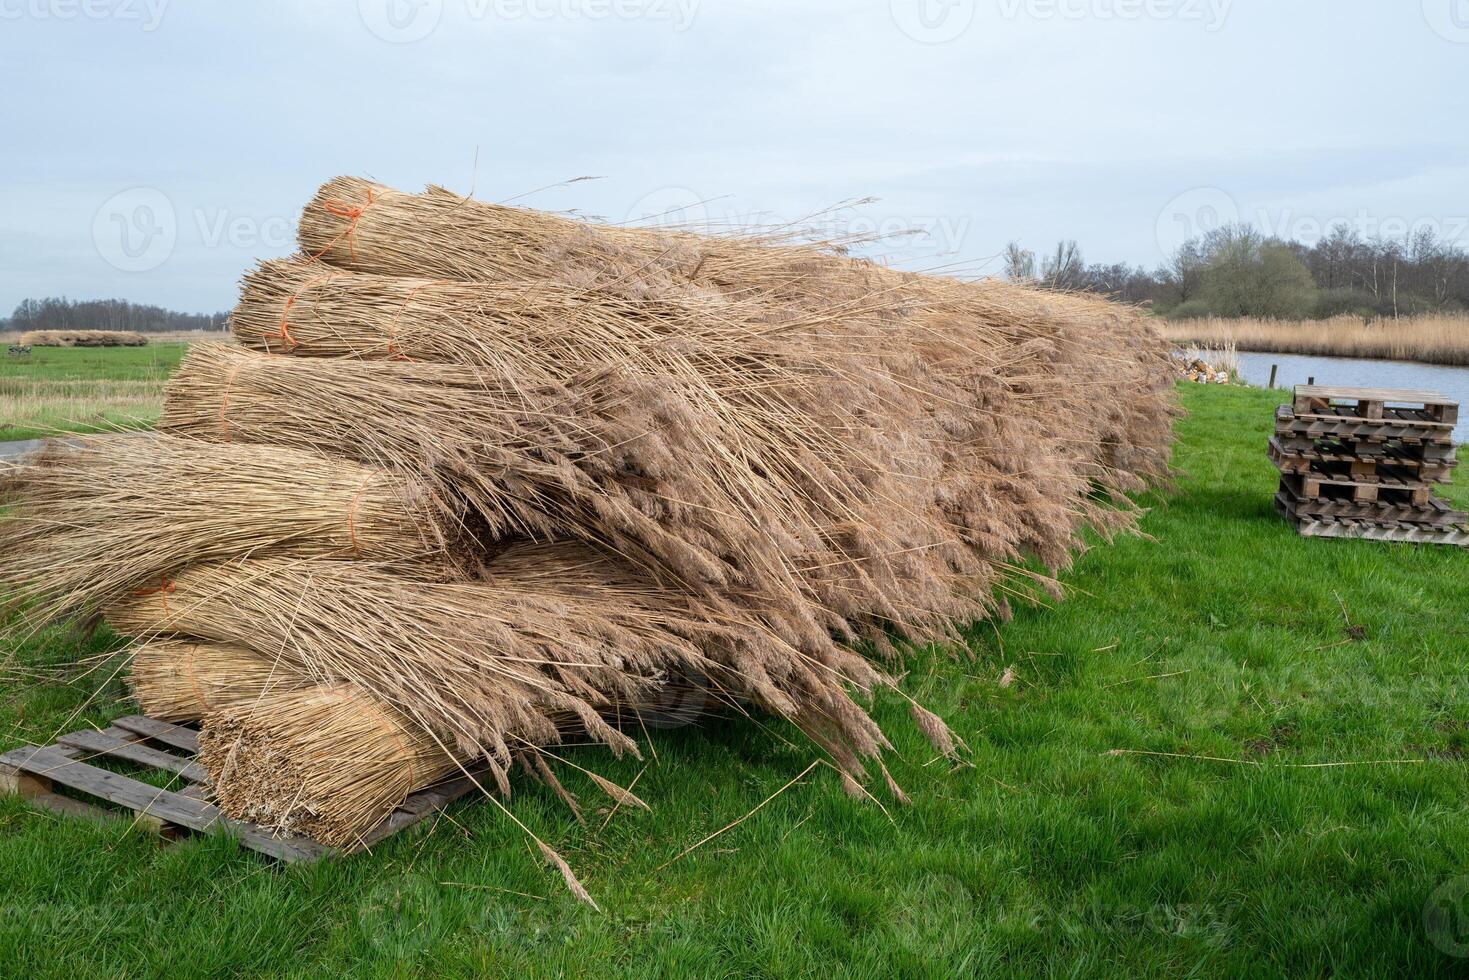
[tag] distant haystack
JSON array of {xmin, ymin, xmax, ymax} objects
[{"xmin": 19, "ymin": 329, "xmax": 149, "ymax": 348}]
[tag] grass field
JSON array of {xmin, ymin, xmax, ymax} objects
[
  {"xmin": 0, "ymin": 344, "xmax": 188, "ymax": 442},
  {"xmin": 1168, "ymin": 315, "xmax": 1469, "ymax": 367},
  {"xmin": 2, "ymin": 383, "xmax": 1468, "ymax": 976}
]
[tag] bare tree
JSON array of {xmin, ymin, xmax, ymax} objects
[
  {"xmin": 1041, "ymin": 240, "xmax": 1085, "ymax": 290},
  {"xmin": 1003, "ymin": 241, "xmax": 1036, "ymax": 281}
]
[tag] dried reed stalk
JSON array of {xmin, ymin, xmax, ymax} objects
[
  {"xmin": 227, "ymin": 260, "xmax": 1004, "ymax": 636},
  {"xmin": 294, "ymin": 177, "xmax": 1174, "ymax": 560},
  {"xmin": 128, "ymin": 639, "xmax": 310, "ymax": 721},
  {"xmin": 0, "ymin": 433, "xmax": 465, "ymax": 625}
]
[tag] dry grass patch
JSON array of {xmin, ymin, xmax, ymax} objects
[{"xmin": 0, "ymin": 377, "xmax": 166, "ymax": 439}]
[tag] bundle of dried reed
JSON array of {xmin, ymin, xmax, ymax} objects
[
  {"xmin": 227, "ymin": 260, "xmax": 1000, "ymax": 635},
  {"xmin": 199, "ymin": 683, "xmax": 461, "ymax": 846},
  {"xmin": 160, "ymin": 343, "xmax": 901, "ymax": 667},
  {"xmin": 128, "ymin": 639, "xmax": 309, "ymax": 721},
  {"xmin": 103, "ymin": 541, "xmax": 894, "ymax": 791},
  {"xmin": 0, "ymin": 433, "xmax": 465, "ymax": 625},
  {"xmin": 128, "ymin": 636, "xmax": 687, "ymax": 846}
]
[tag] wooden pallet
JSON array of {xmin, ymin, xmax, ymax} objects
[
  {"xmin": 1279, "ymin": 471, "xmax": 1431, "ymax": 506},
  {"xmin": 1272, "ymin": 434, "xmax": 1457, "ymax": 462},
  {"xmin": 1293, "ymin": 385, "xmax": 1459, "ymax": 426},
  {"xmin": 1275, "ymin": 488, "xmax": 1467, "ymax": 528},
  {"xmin": 1276, "ymin": 497, "xmax": 1469, "ymax": 547},
  {"xmin": 1267, "ymin": 438, "xmax": 1456, "ymax": 484},
  {"xmin": 1275, "ymin": 405, "xmax": 1454, "ymax": 445},
  {"xmin": 0, "ymin": 715, "xmax": 483, "ymax": 862}
]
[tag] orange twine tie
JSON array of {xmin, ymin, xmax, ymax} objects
[
  {"xmin": 277, "ymin": 273, "xmax": 337, "ymax": 352},
  {"xmin": 133, "ymin": 575, "xmax": 176, "ymax": 618},
  {"xmin": 311, "ymin": 187, "xmax": 377, "ymax": 263}
]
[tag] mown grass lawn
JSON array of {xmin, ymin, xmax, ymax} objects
[
  {"xmin": 0, "ymin": 343, "xmax": 188, "ymax": 442},
  {"xmin": 2, "ymin": 382, "xmax": 1467, "ymax": 977}
]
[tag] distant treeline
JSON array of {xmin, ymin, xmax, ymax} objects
[
  {"xmin": 1007, "ymin": 223, "xmax": 1469, "ymax": 320},
  {"xmin": 3, "ymin": 297, "xmax": 229, "ymax": 333}
]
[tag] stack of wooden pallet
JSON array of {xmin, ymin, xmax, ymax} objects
[{"xmin": 1272, "ymin": 385, "xmax": 1467, "ymax": 547}]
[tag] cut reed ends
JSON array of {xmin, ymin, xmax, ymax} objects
[
  {"xmin": 0, "ymin": 432, "xmax": 466, "ymax": 625},
  {"xmin": 198, "ymin": 684, "xmax": 460, "ymax": 846},
  {"xmin": 132, "ymin": 637, "xmax": 467, "ymax": 843}
]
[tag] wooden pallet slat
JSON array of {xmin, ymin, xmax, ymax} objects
[
  {"xmin": 1268, "ymin": 439, "xmax": 1456, "ymax": 485},
  {"xmin": 1274, "ymin": 405, "xmax": 1455, "ymax": 444},
  {"xmin": 1, "ymin": 745, "xmax": 220, "ymax": 829},
  {"xmin": 1275, "ymin": 489, "xmax": 1467, "ymax": 527},
  {"xmin": 112, "ymin": 715, "xmax": 201, "ymax": 754},
  {"xmin": 56, "ymin": 728, "xmax": 210, "ymax": 784},
  {"xmin": 1, "ymin": 716, "xmax": 479, "ymax": 863},
  {"xmin": 1294, "ymin": 385, "xmax": 1458, "ymax": 425},
  {"xmin": 1289, "ymin": 517, "xmax": 1469, "ymax": 547}
]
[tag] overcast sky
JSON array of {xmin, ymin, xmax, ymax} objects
[{"xmin": 2, "ymin": 0, "xmax": 1466, "ymax": 315}]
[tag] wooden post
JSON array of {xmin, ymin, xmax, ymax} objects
[
  {"xmin": 1268, "ymin": 364, "xmax": 1278, "ymax": 389},
  {"xmin": 1308, "ymin": 376, "xmax": 1315, "ymax": 386}
]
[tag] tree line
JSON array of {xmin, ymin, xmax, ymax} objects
[
  {"xmin": 1005, "ymin": 223, "xmax": 1469, "ymax": 319},
  {"xmin": 3, "ymin": 297, "xmax": 229, "ymax": 333}
]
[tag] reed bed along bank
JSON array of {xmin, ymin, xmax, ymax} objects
[{"xmin": 1166, "ymin": 315, "xmax": 1469, "ymax": 366}]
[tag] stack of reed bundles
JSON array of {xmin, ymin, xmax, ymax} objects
[{"xmin": 0, "ymin": 175, "xmax": 1176, "ymax": 902}]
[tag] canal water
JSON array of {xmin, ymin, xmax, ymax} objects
[{"xmin": 1236, "ymin": 351, "xmax": 1469, "ymax": 441}]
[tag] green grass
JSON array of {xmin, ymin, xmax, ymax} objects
[
  {"xmin": 3, "ymin": 383, "xmax": 1468, "ymax": 977},
  {"xmin": 0, "ymin": 344, "xmax": 187, "ymax": 442}
]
